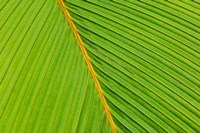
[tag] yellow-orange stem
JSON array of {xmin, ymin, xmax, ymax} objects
[{"xmin": 58, "ymin": 0, "xmax": 117, "ymax": 132}]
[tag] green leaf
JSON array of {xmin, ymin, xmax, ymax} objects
[{"xmin": 1, "ymin": 0, "xmax": 200, "ymax": 132}]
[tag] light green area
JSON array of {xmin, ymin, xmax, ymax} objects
[{"xmin": 0, "ymin": 0, "xmax": 111, "ymax": 132}]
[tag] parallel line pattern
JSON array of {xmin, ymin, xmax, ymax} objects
[{"xmin": 66, "ymin": 0, "xmax": 200, "ymax": 132}]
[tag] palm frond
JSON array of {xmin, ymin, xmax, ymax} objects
[{"xmin": 0, "ymin": 0, "xmax": 200, "ymax": 132}]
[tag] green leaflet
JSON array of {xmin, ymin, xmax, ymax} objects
[
  {"xmin": 66, "ymin": 0, "xmax": 200, "ymax": 132},
  {"xmin": 0, "ymin": 0, "xmax": 111, "ymax": 132}
]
